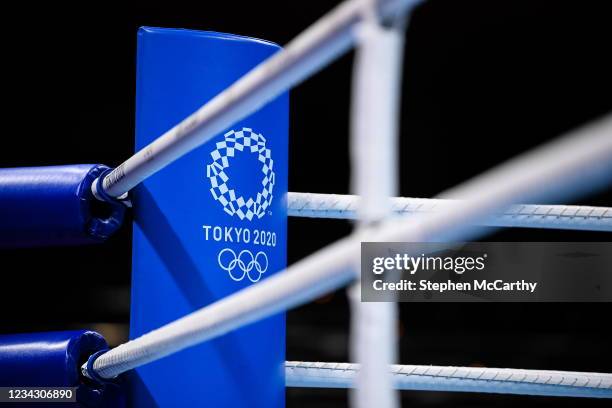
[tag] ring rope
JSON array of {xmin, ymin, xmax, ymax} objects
[
  {"xmin": 84, "ymin": 116, "xmax": 612, "ymax": 381},
  {"xmin": 348, "ymin": 13, "xmax": 405, "ymax": 408},
  {"xmin": 285, "ymin": 361, "xmax": 612, "ymax": 398},
  {"xmin": 287, "ymin": 193, "xmax": 612, "ymax": 231}
]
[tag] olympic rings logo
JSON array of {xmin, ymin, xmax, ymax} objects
[{"xmin": 217, "ymin": 248, "xmax": 269, "ymax": 283}]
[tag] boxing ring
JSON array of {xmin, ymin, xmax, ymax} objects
[{"xmin": 1, "ymin": 0, "xmax": 611, "ymax": 406}]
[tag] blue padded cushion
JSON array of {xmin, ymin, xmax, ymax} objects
[
  {"xmin": 0, "ymin": 330, "xmax": 125, "ymax": 407},
  {"xmin": 0, "ymin": 164, "xmax": 125, "ymax": 247}
]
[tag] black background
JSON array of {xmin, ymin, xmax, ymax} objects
[{"xmin": 1, "ymin": 1, "xmax": 611, "ymax": 406}]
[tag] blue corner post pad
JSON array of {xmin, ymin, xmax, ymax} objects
[
  {"xmin": 130, "ymin": 27, "xmax": 288, "ymax": 407},
  {"xmin": 0, "ymin": 164, "xmax": 125, "ymax": 247},
  {"xmin": 0, "ymin": 330, "xmax": 125, "ymax": 407}
]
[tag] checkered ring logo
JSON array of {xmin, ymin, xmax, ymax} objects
[{"xmin": 206, "ymin": 128, "xmax": 275, "ymax": 221}]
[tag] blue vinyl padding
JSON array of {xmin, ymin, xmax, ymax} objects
[
  {"xmin": 130, "ymin": 27, "xmax": 288, "ymax": 407},
  {"xmin": 0, "ymin": 330, "xmax": 125, "ymax": 407},
  {"xmin": 0, "ymin": 164, "xmax": 125, "ymax": 247}
]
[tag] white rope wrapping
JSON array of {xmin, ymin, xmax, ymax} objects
[
  {"xmin": 97, "ymin": 0, "xmax": 422, "ymax": 198},
  {"xmin": 287, "ymin": 193, "xmax": 612, "ymax": 231},
  {"xmin": 285, "ymin": 361, "xmax": 612, "ymax": 398},
  {"xmin": 86, "ymin": 115, "xmax": 612, "ymax": 380},
  {"xmin": 348, "ymin": 13, "xmax": 403, "ymax": 408}
]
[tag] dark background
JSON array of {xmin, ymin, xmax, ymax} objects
[{"xmin": 1, "ymin": 1, "xmax": 611, "ymax": 406}]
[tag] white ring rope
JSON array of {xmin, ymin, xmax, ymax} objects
[
  {"xmin": 287, "ymin": 193, "xmax": 612, "ymax": 231},
  {"xmin": 285, "ymin": 361, "xmax": 612, "ymax": 398},
  {"xmin": 85, "ymin": 115, "xmax": 612, "ymax": 381},
  {"xmin": 348, "ymin": 13, "xmax": 404, "ymax": 408},
  {"xmin": 96, "ymin": 0, "xmax": 422, "ymax": 198}
]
